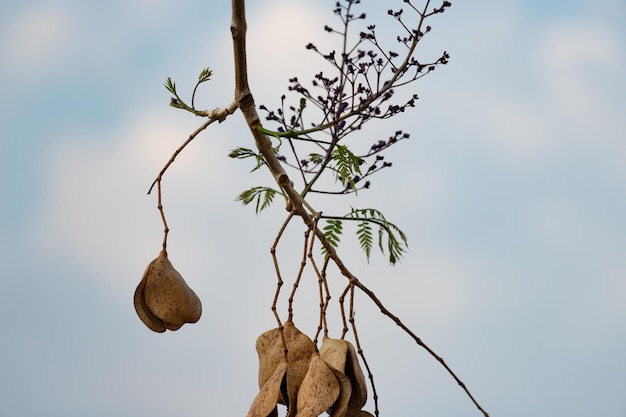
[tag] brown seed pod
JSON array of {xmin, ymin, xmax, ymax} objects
[
  {"xmin": 283, "ymin": 321, "xmax": 317, "ymax": 408},
  {"xmin": 133, "ymin": 251, "xmax": 202, "ymax": 332},
  {"xmin": 320, "ymin": 338, "xmax": 368, "ymax": 414},
  {"xmin": 256, "ymin": 328, "xmax": 285, "ymax": 389},
  {"xmin": 319, "ymin": 337, "xmax": 349, "ymax": 372},
  {"xmin": 296, "ymin": 353, "xmax": 340, "ymax": 417},
  {"xmin": 256, "ymin": 322, "xmax": 317, "ymax": 410},
  {"xmin": 327, "ymin": 366, "xmax": 352, "ymax": 417},
  {"xmin": 344, "ymin": 342, "xmax": 367, "ymax": 412},
  {"xmin": 246, "ymin": 361, "xmax": 288, "ymax": 417},
  {"xmin": 134, "ymin": 272, "xmax": 166, "ymax": 333}
]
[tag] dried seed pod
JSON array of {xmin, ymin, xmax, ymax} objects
[
  {"xmin": 327, "ymin": 366, "xmax": 352, "ymax": 417},
  {"xmin": 344, "ymin": 342, "xmax": 367, "ymax": 411},
  {"xmin": 283, "ymin": 321, "xmax": 317, "ymax": 405},
  {"xmin": 256, "ymin": 322, "xmax": 317, "ymax": 410},
  {"xmin": 256, "ymin": 328, "xmax": 285, "ymax": 389},
  {"xmin": 285, "ymin": 366, "xmax": 299, "ymax": 417},
  {"xmin": 320, "ymin": 337, "xmax": 349, "ymax": 372},
  {"xmin": 246, "ymin": 361, "xmax": 288, "ymax": 417},
  {"xmin": 134, "ymin": 251, "xmax": 202, "ymax": 332},
  {"xmin": 296, "ymin": 353, "xmax": 340, "ymax": 417},
  {"xmin": 320, "ymin": 338, "xmax": 368, "ymax": 414},
  {"xmin": 134, "ymin": 274, "xmax": 166, "ymax": 333}
]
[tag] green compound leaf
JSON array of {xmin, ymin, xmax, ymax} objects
[
  {"xmin": 347, "ymin": 208, "xmax": 408, "ymax": 265},
  {"xmin": 198, "ymin": 67, "xmax": 213, "ymax": 83},
  {"xmin": 331, "ymin": 145, "xmax": 363, "ymax": 190},
  {"xmin": 323, "ymin": 219, "xmax": 343, "ymax": 248},
  {"xmin": 164, "ymin": 67, "xmax": 214, "ymax": 115},
  {"xmin": 164, "ymin": 77, "xmax": 177, "ymax": 96},
  {"xmin": 236, "ymin": 186, "xmax": 278, "ymax": 214},
  {"xmin": 228, "ymin": 147, "xmax": 267, "ymax": 172},
  {"xmin": 356, "ymin": 220, "xmax": 373, "ymax": 262},
  {"xmin": 309, "ymin": 153, "xmax": 325, "ymax": 164}
]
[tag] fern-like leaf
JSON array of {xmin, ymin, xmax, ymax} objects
[
  {"xmin": 229, "ymin": 147, "xmax": 267, "ymax": 172},
  {"xmin": 331, "ymin": 145, "xmax": 363, "ymax": 190},
  {"xmin": 323, "ymin": 219, "xmax": 343, "ymax": 248},
  {"xmin": 348, "ymin": 208, "xmax": 408, "ymax": 265},
  {"xmin": 356, "ymin": 220, "xmax": 373, "ymax": 262},
  {"xmin": 198, "ymin": 67, "xmax": 213, "ymax": 83},
  {"xmin": 236, "ymin": 186, "xmax": 278, "ymax": 214}
]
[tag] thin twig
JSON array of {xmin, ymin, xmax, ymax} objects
[
  {"xmin": 270, "ymin": 211, "xmax": 295, "ymax": 329},
  {"xmin": 287, "ymin": 220, "xmax": 313, "ymax": 322},
  {"xmin": 156, "ymin": 179, "xmax": 169, "ymax": 253},
  {"xmin": 312, "ymin": 256, "xmax": 331, "ymax": 342},
  {"xmin": 147, "ymin": 119, "xmax": 214, "ymax": 195},
  {"xmin": 339, "ymin": 283, "xmax": 351, "ymax": 339},
  {"xmin": 147, "ymin": 102, "xmax": 239, "ymax": 195},
  {"xmin": 349, "ymin": 286, "xmax": 380, "ymax": 417}
]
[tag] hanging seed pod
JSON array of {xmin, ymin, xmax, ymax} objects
[
  {"xmin": 256, "ymin": 322, "xmax": 317, "ymax": 411},
  {"xmin": 283, "ymin": 321, "xmax": 317, "ymax": 409},
  {"xmin": 285, "ymin": 367, "xmax": 300, "ymax": 417},
  {"xmin": 295, "ymin": 353, "xmax": 340, "ymax": 417},
  {"xmin": 256, "ymin": 328, "xmax": 286, "ymax": 389},
  {"xmin": 327, "ymin": 367, "xmax": 352, "ymax": 417},
  {"xmin": 320, "ymin": 338, "xmax": 368, "ymax": 415},
  {"xmin": 133, "ymin": 251, "xmax": 202, "ymax": 332},
  {"xmin": 134, "ymin": 275, "xmax": 167, "ymax": 333},
  {"xmin": 344, "ymin": 342, "xmax": 367, "ymax": 412},
  {"xmin": 319, "ymin": 338, "xmax": 349, "ymax": 372},
  {"xmin": 246, "ymin": 361, "xmax": 288, "ymax": 417}
]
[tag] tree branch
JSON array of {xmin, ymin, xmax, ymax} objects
[{"xmin": 230, "ymin": 1, "xmax": 488, "ymax": 416}]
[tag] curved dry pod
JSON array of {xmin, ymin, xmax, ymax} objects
[
  {"xmin": 344, "ymin": 342, "xmax": 367, "ymax": 411},
  {"xmin": 246, "ymin": 361, "xmax": 288, "ymax": 417},
  {"xmin": 134, "ymin": 275, "xmax": 167, "ymax": 333},
  {"xmin": 296, "ymin": 353, "xmax": 340, "ymax": 417},
  {"xmin": 327, "ymin": 367, "xmax": 352, "ymax": 417},
  {"xmin": 134, "ymin": 251, "xmax": 202, "ymax": 332},
  {"xmin": 256, "ymin": 328, "xmax": 285, "ymax": 389},
  {"xmin": 320, "ymin": 338, "xmax": 368, "ymax": 414},
  {"xmin": 283, "ymin": 321, "xmax": 317, "ymax": 404},
  {"xmin": 320, "ymin": 337, "xmax": 349, "ymax": 372}
]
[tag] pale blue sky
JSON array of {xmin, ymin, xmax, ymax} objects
[{"xmin": 1, "ymin": 1, "xmax": 625, "ymax": 416}]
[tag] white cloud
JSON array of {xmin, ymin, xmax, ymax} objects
[
  {"xmin": 25, "ymin": 104, "xmax": 240, "ymax": 293},
  {"xmin": 536, "ymin": 20, "xmax": 624, "ymax": 118},
  {"xmin": 2, "ymin": 4, "xmax": 80, "ymax": 76}
]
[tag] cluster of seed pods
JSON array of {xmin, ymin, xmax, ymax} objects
[{"xmin": 248, "ymin": 321, "xmax": 372, "ymax": 417}]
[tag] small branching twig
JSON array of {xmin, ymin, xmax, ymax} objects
[
  {"xmin": 287, "ymin": 218, "xmax": 314, "ymax": 322},
  {"xmin": 313, "ymin": 256, "xmax": 332, "ymax": 343},
  {"xmin": 147, "ymin": 119, "xmax": 212, "ymax": 196},
  {"xmin": 147, "ymin": 101, "xmax": 239, "ymax": 196},
  {"xmin": 348, "ymin": 286, "xmax": 381, "ymax": 417},
  {"xmin": 156, "ymin": 179, "xmax": 169, "ymax": 253},
  {"xmin": 270, "ymin": 211, "xmax": 295, "ymax": 329}
]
